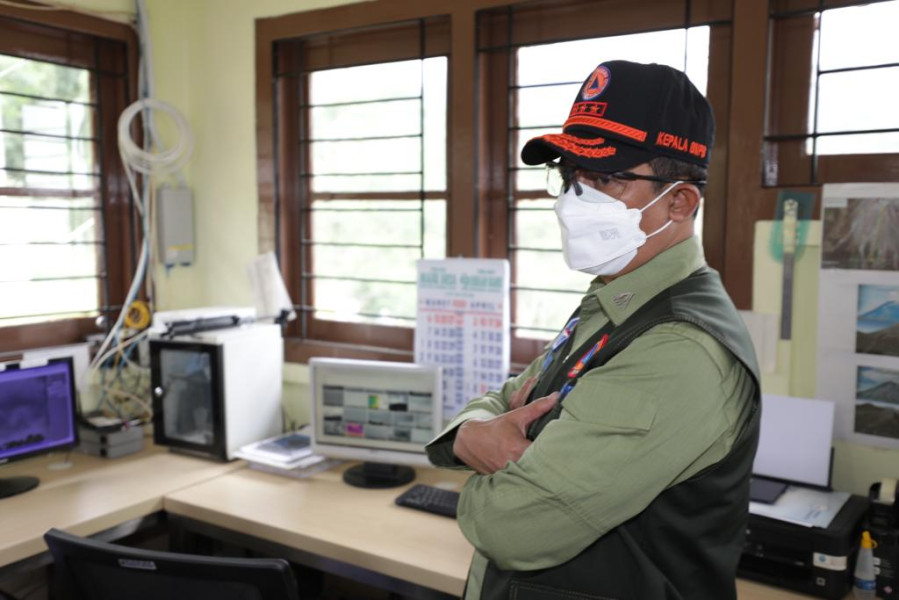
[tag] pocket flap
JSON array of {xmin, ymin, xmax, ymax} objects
[{"xmin": 563, "ymin": 388, "xmax": 656, "ymax": 432}]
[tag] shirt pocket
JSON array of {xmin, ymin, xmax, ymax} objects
[{"xmin": 561, "ymin": 387, "xmax": 657, "ymax": 434}]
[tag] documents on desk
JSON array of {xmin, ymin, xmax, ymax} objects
[
  {"xmin": 233, "ymin": 430, "xmax": 341, "ymax": 479},
  {"xmin": 750, "ymin": 486, "xmax": 851, "ymax": 529},
  {"xmin": 244, "ymin": 458, "xmax": 342, "ymax": 480}
]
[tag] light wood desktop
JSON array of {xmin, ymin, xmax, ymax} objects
[
  {"xmin": 165, "ymin": 462, "xmax": 473, "ymax": 597},
  {"xmin": 0, "ymin": 444, "xmax": 241, "ymax": 571},
  {"xmin": 164, "ymin": 462, "xmax": 837, "ymax": 600},
  {"xmin": 1, "ymin": 448, "xmax": 845, "ymax": 599}
]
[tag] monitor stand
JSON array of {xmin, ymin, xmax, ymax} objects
[
  {"xmin": 343, "ymin": 462, "xmax": 415, "ymax": 489},
  {"xmin": 0, "ymin": 476, "xmax": 39, "ymax": 499}
]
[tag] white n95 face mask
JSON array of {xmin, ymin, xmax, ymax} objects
[{"xmin": 554, "ymin": 180, "xmax": 679, "ymax": 276}]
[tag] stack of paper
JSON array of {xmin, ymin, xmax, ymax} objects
[
  {"xmin": 749, "ymin": 486, "xmax": 851, "ymax": 529},
  {"xmin": 235, "ymin": 431, "xmax": 340, "ymax": 478}
]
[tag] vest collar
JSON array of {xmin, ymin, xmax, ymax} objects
[{"xmin": 587, "ymin": 236, "xmax": 706, "ymax": 326}]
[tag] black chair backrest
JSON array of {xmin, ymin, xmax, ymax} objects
[{"xmin": 44, "ymin": 528, "xmax": 300, "ymax": 600}]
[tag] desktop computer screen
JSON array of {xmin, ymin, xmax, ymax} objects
[
  {"xmin": 0, "ymin": 357, "xmax": 79, "ymax": 499},
  {"xmin": 309, "ymin": 358, "xmax": 442, "ymax": 488}
]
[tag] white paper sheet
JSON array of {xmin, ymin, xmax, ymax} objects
[
  {"xmin": 753, "ymin": 394, "xmax": 835, "ymax": 487},
  {"xmin": 750, "ymin": 486, "xmax": 850, "ymax": 528},
  {"xmin": 247, "ymin": 252, "xmax": 296, "ymax": 322}
]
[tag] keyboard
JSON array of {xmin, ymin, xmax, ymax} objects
[{"xmin": 395, "ymin": 484, "xmax": 460, "ymax": 518}]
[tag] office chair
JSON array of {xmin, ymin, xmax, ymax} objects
[{"xmin": 44, "ymin": 528, "xmax": 300, "ymax": 600}]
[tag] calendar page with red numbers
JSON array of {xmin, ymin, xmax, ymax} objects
[{"xmin": 415, "ymin": 260, "xmax": 510, "ymax": 422}]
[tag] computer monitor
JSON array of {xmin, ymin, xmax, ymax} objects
[
  {"xmin": 749, "ymin": 394, "xmax": 835, "ymax": 503},
  {"xmin": 753, "ymin": 394, "xmax": 834, "ymax": 489},
  {"xmin": 309, "ymin": 358, "xmax": 442, "ymax": 489},
  {"xmin": 0, "ymin": 357, "xmax": 79, "ymax": 499}
]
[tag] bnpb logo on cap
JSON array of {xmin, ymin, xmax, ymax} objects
[{"xmin": 581, "ymin": 65, "xmax": 611, "ymax": 100}]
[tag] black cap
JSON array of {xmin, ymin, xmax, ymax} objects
[{"xmin": 521, "ymin": 60, "xmax": 715, "ymax": 172}]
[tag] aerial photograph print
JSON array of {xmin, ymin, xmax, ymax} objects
[
  {"xmin": 856, "ymin": 284, "xmax": 899, "ymax": 357},
  {"xmin": 855, "ymin": 366, "xmax": 899, "ymax": 440}
]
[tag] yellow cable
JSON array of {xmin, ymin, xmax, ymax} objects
[{"xmin": 124, "ymin": 300, "xmax": 151, "ymax": 330}]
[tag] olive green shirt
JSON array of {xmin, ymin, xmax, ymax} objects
[{"xmin": 425, "ymin": 237, "xmax": 756, "ymax": 596}]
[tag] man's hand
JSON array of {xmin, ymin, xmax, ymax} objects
[
  {"xmin": 508, "ymin": 376, "xmax": 537, "ymax": 411},
  {"xmin": 453, "ymin": 392, "xmax": 559, "ymax": 475}
]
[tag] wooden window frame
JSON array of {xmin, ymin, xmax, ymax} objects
[
  {"xmin": 257, "ymin": 0, "xmax": 789, "ymax": 367},
  {"xmin": 765, "ymin": 0, "xmax": 899, "ymax": 189},
  {"xmin": 258, "ymin": 1, "xmax": 478, "ymax": 365},
  {"xmin": 0, "ymin": 3, "xmax": 139, "ymax": 355},
  {"xmin": 475, "ymin": 0, "xmax": 735, "ymax": 365},
  {"xmin": 272, "ymin": 19, "xmax": 450, "ymax": 362}
]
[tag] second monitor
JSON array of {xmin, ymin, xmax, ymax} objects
[
  {"xmin": 308, "ymin": 358, "xmax": 442, "ymax": 489},
  {"xmin": 0, "ymin": 357, "xmax": 79, "ymax": 499}
]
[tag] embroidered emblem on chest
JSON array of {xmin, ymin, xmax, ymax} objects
[{"xmin": 612, "ymin": 292, "xmax": 635, "ymax": 310}]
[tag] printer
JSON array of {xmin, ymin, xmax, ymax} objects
[
  {"xmin": 739, "ymin": 493, "xmax": 868, "ymax": 599},
  {"xmin": 739, "ymin": 395, "xmax": 868, "ymax": 599}
]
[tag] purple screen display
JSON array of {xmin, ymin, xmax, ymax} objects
[{"xmin": 0, "ymin": 362, "xmax": 76, "ymax": 462}]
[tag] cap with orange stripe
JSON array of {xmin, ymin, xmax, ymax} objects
[{"xmin": 521, "ymin": 60, "xmax": 715, "ymax": 173}]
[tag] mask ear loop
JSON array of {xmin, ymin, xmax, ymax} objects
[
  {"xmin": 642, "ymin": 181, "xmax": 681, "ymax": 239},
  {"xmin": 646, "ymin": 218, "xmax": 675, "ymax": 239},
  {"xmin": 639, "ymin": 181, "xmax": 681, "ymax": 213}
]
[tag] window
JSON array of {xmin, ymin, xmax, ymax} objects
[
  {"xmin": 0, "ymin": 56, "xmax": 100, "ymax": 326},
  {"xmin": 476, "ymin": 0, "xmax": 732, "ymax": 362},
  {"xmin": 815, "ymin": 1, "xmax": 899, "ymax": 155},
  {"xmin": 765, "ymin": 0, "xmax": 899, "ymax": 185},
  {"xmin": 0, "ymin": 11, "xmax": 137, "ymax": 353},
  {"xmin": 268, "ymin": 18, "xmax": 450, "ymax": 360},
  {"xmin": 257, "ymin": 1, "xmax": 738, "ymax": 365},
  {"xmin": 305, "ymin": 57, "xmax": 447, "ymax": 327}
]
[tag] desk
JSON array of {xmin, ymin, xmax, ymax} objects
[
  {"xmin": 2, "ymin": 451, "xmax": 846, "ymax": 599},
  {"xmin": 0, "ymin": 445, "xmax": 241, "ymax": 574},
  {"xmin": 165, "ymin": 462, "xmax": 471, "ymax": 599},
  {"xmin": 164, "ymin": 462, "xmax": 835, "ymax": 600}
]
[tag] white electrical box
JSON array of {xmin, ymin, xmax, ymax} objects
[{"xmin": 157, "ymin": 186, "xmax": 195, "ymax": 267}]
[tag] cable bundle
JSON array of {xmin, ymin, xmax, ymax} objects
[{"xmin": 87, "ymin": 2, "xmax": 193, "ymax": 422}]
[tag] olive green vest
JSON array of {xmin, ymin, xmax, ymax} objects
[{"xmin": 477, "ymin": 266, "xmax": 761, "ymax": 600}]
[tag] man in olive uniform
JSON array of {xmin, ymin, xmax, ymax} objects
[{"xmin": 426, "ymin": 60, "xmax": 760, "ymax": 600}]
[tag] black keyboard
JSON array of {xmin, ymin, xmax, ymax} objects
[{"xmin": 395, "ymin": 484, "xmax": 459, "ymax": 518}]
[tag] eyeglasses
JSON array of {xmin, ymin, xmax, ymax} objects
[{"xmin": 545, "ymin": 162, "xmax": 706, "ymax": 199}]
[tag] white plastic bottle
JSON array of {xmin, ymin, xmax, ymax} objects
[{"xmin": 852, "ymin": 530, "xmax": 877, "ymax": 600}]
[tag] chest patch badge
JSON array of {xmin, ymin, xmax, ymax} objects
[{"xmin": 612, "ymin": 292, "xmax": 635, "ymax": 310}]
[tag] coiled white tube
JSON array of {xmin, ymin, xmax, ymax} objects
[{"xmin": 117, "ymin": 98, "xmax": 193, "ymax": 175}]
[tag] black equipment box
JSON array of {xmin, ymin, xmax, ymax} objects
[
  {"xmin": 738, "ymin": 494, "xmax": 869, "ymax": 599},
  {"xmin": 869, "ymin": 480, "xmax": 899, "ymax": 600}
]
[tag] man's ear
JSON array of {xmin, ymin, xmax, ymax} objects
[{"xmin": 668, "ymin": 184, "xmax": 701, "ymax": 222}]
